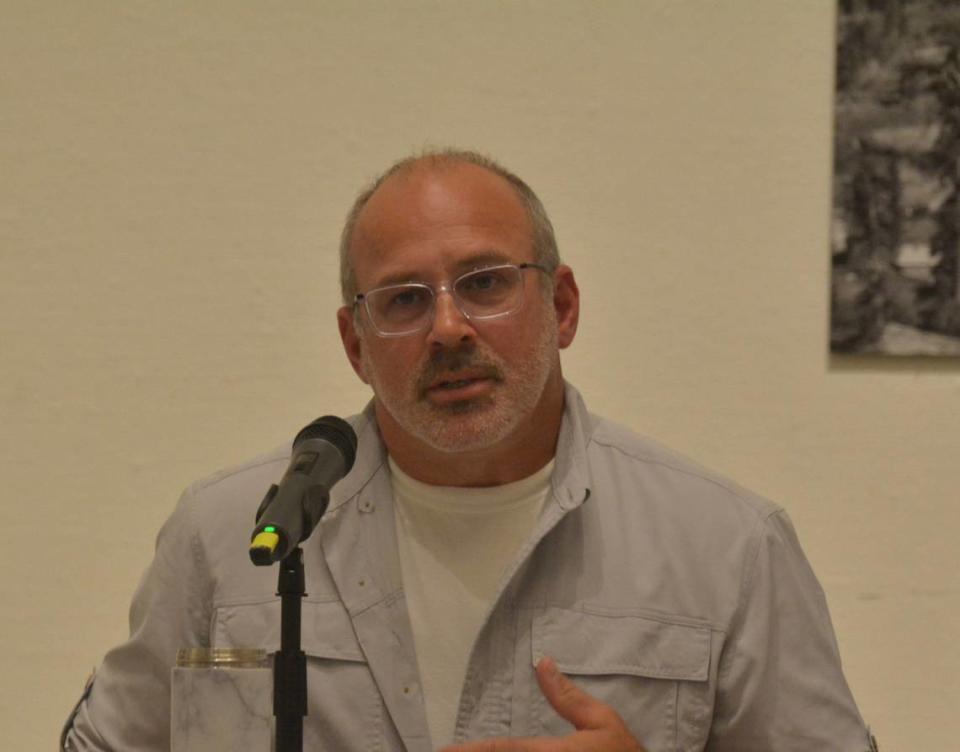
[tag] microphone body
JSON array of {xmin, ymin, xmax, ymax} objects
[{"xmin": 250, "ymin": 416, "xmax": 357, "ymax": 565}]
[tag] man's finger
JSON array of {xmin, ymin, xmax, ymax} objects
[{"xmin": 534, "ymin": 656, "xmax": 613, "ymax": 732}]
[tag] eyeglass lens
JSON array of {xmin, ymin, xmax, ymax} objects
[{"xmin": 366, "ymin": 265, "xmax": 524, "ymax": 333}]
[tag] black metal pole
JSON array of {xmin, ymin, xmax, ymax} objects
[{"xmin": 274, "ymin": 547, "xmax": 306, "ymax": 752}]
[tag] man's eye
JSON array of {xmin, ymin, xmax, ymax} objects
[
  {"xmin": 391, "ymin": 289, "xmax": 425, "ymax": 307},
  {"xmin": 463, "ymin": 272, "xmax": 503, "ymax": 291}
]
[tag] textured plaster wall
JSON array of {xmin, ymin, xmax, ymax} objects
[{"xmin": 2, "ymin": 1, "xmax": 956, "ymax": 749}]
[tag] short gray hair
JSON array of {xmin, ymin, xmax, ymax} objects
[{"xmin": 339, "ymin": 149, "xmax": 560, "ymax": 304}]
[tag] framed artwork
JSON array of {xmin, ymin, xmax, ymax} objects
[{"xmin": 831, "ymin": 0, "xmax": 960, "ymax": 355}]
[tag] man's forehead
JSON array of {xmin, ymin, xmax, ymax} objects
[
  {"xmin": 349, "ymin": 161, "xmax": 534, "ymax": 278},
  {"xmin": 354, "ymin": 163, "xmax": 528, "ymax": 235}
]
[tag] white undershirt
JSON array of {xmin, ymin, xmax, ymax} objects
[{"xmin": 389, "ymin": 456, "xmax": 554, "ymax": 748}]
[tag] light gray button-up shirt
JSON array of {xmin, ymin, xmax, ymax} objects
[{"xmin": 64, "ymin": 384, "xmax": 873, "ymax": 751}]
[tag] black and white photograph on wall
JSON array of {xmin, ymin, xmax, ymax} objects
[{"xmin": 831, "ymin": 0, "xmax": 960, "ymax": 355}]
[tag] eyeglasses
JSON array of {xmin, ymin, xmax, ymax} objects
[{"xmin": 354, "ymin": 262, "xmax": 551, "ymax": 337}]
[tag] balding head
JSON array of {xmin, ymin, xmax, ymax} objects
[{"xmin": 339, "ymin": 149, "xmax": 560, "ymax": 304}]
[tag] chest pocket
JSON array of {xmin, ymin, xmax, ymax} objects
[
  {"xmin": 212, "ymin": 598, "xmax": 387, "ymax": 752},
  {"xmin": 531, "ymin": 607, "xmax": 713, "ymax": 752}
]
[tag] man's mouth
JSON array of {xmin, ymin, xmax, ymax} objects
[
  {"xmin": 424, "ymin": 371, "xmax": 499, "ymax": 404},
  {"xmin": 434, "ymin": 377, "xmax": 483, "ymax": 390}
]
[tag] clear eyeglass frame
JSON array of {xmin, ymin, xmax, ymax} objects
[{"xmin": 354, "ymin": 262, "xmax": 551, "ymax": 337}]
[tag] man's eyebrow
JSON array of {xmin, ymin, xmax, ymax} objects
[
  {"xmin": 453, "ymin": 251, "xmax": 514, "ymax": 271},
  {"xmin": 368, "ymin": 270, "xmax": 423, "ymax": 289},
  {"xmin": 368, "ymin": 251, "xmax": 515, "ymax": 289}
]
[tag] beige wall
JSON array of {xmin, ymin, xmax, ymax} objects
[{"xmin": 2, "ymin": 1, "xmax": 956, "ymax": 748}]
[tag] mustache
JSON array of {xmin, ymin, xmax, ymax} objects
[{"xmin": 416, "ymin": 349, "xmax": 504, "ymax": 393}]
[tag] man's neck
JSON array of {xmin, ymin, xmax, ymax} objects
[{"xmin": 377, "ymin": 375, "xmax": 566, "ymax": 487}]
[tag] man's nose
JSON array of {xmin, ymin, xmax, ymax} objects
[{"xmin": 426, "ymin": 291, "xmax": 475, "ymax": 349}]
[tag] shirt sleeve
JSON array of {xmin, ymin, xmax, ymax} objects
[
  {"xmin": 706, "ymin": 509, "xmax": 875, "ymax": 752},
  {"xmin": 62, "ymin": 487, "xmax": 213, "ymax": 751}
]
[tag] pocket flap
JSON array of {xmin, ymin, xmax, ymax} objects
[
  {"xmin": 532, "ymin": 607, "xmax": 709, "ymax": 681},
  {"xmin": 213, "ymin": 599, "xmax": 366, "ymax": 662}
]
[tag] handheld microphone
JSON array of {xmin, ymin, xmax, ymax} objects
[{"xmin": 249, "ymin": 415, "xmax": 358, "ymax": 566}]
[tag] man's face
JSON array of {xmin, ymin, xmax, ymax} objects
[{"xmin": 338, "ymin": 163, "xmax": 576, "ymax": 455}]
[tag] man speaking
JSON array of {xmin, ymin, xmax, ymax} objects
[{"xmin": 63, "ymin": 150, "xmax": 874, "ymax": 751}]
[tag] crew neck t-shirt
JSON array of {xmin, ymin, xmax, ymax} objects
[{"xmin": 389, "ymin": 456, "xmax": 554, "ymax": 747}]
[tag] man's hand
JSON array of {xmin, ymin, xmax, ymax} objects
[{"xmin": 438, "ymin": 656, "xmax": 646, "ymax": 752}]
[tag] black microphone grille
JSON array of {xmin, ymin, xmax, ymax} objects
[{"xmin": 293, "ymin": 415, "xmax": 358, "ymax": 473}]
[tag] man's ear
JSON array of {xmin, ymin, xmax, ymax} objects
[
  {"xmin": 337, "ymin": 306, "xmax": 370, "ymax": 384},
  {"xmin": 552, "ymin": 265, "xmax": 580, "ymax": 349}
]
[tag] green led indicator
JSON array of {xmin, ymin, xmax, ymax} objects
[{"xmin": 264, "ymin": 526, "xmax": 276, "ymax": 533}]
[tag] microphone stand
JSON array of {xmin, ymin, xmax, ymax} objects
[
  {"xmin": 273, "ymin": 547, "xmax": 307, "ymax": 752},
  {"xmin": 249, "ymin": 415, "xmax": 359, "ymax": 752}
]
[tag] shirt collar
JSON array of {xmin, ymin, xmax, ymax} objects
[{"xmin": 330, "ymin": 380, "xmax": 594, "ymax": 513}]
